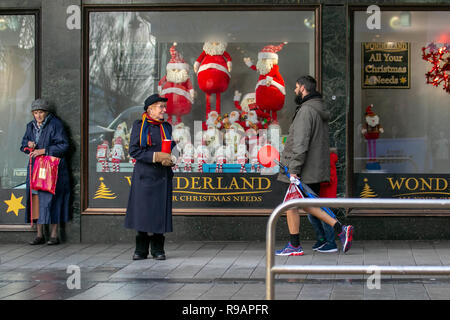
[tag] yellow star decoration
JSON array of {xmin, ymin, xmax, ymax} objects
[
  {"xmin": 4, "ymin": 193, "xmax": 25, "ymax": 216},
  {"xmin": 400, "ymin": 77, "xmax": 407, "ymax": 84}
]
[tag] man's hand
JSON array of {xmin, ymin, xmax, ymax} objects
[
  {"xmin": 153, "ymin": 152, "xmax": 171, "ymax": 164},
  {"xmin": 27, "ymin": 141, "xmax": 36, "ymax": 149},
  {"xmin": 30, "ymin": 149, "xmax": 45, "ymax": 158}
]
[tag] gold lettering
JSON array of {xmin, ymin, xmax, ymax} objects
[
  {"xmin": 124, "ymin": 176, "xmax": 132, "ymax": 186},
  {"xmin": 387, "ymin": 177, "xmax": 405, "ymax": 190},
  {"xmin": 405, "ymin": 178, "xmax": 419, "ymax": 191},
  {"xmin": 419, "ymin": 178, "xmax": 433, "ymax": 191},
  {"xmin": 202, "ymin": 177, "xmax": 214, "ymax": 190},
  {"xmin": 240, "ymin": 177, "xmax": 254, "ymax": 190},
  {"xmin": 191, "ymin": 177, "xmax": 201, "ymax": 190},
  {"xmin": 435, "ymin": 178, "xmax": 448, "ymax": 191},
  {"xmin": 229, "ymin": 177, "xmax": 240, "ymax": 190},
  {"xmin": 175, "ymin": 177, "xmax": 189, "ymax": 190}
]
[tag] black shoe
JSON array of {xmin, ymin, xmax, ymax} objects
[
  {"xmin": 47, "ymin": 237, "xmax": 60, "ymax": 245},
  {"xmin": 132, "ymin": 253, "xmax": 147, "ymax": 260},
  {"xmin": 29, "ymin": 237, "xmax": 46, "ymax": 245},
  {"xmin": 152, "ymin": 253, "xmax": 166, "ymax": 260}
]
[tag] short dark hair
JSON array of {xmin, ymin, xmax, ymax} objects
[{"xmin": 296, "ymin": 75, "xmax": 317, "ymax": 93}]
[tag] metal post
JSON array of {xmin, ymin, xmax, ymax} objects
[{"xmin": 266, "ymin": 198, "xmax": 450, "ymax": 300}]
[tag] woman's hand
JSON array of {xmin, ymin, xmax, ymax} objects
[
  {"xmin": 29, "ymin": 149, "xmax": 45, "ymax": 158},
  {"xmin": 28, "ymin": 141, "xmax": 36, "ymax": 149}
]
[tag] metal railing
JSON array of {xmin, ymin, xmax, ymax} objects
[{"xmin": 266, "ymin": 198, "xmax": 450, "ymax": 300}]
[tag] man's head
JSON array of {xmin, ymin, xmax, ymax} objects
[{"xmin": 295, "ymin": 75, "xmax": 317, "ymax": 98}]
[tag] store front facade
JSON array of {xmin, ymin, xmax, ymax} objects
[{"xmin": 0, "ymin": 1, "xmax": 449, "ymax": 243}]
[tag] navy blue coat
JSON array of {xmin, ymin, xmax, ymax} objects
[
  {"xmin": 20, "ymin": 114, "xmax": 71, "ymax": 224},
  {"xmin": 124, "ymin": 119, "xmax": 175, "ymax": 234}
]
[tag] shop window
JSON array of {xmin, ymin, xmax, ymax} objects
[
  {"xmin": 87, "ymin": 9, "xmax": 317, "ymax": 211},
  {"xmin": 352, "ymin": 9, "xmax": 450, "ymax": 201},
  {"xmin": 0, "ymin": 13, "xmax": 37, "ymax": 224}
]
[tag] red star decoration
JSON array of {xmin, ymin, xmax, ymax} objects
[{"xmin": 422, "ymin": 42, "xmax": 450, "ymax": 93}]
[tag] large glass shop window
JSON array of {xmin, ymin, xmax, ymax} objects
[
  {"xmin": 0, "ymin": 14, "xmax": 36, "ymax": 224},
  {"xmin": 353, "ymin": 10, "xmax": 450, "ymax": 200},
  {"xmin": 88, "ymin": 10, "xmax": 316, "ymax": 209}
]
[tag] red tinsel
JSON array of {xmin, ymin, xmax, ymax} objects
[{"xmin": 422, "ymin": 42, "xmax": 450, "ymax": 93}]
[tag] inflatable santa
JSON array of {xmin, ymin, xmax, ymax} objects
[
  {"xmin": 234, "ymin": 91, "xmax": 271, "ymax": 128},
  {"xmin": 194, "ymin": 40, "xmax": 232, "ymax": 115},
  {"xmin": 244, "ymin": 43, "xmax": 287, "ymax": 123},
  {"xmin": 158, "ymin": 44, "xmax": 194, "ymax": 125},
  {"xmin": 361, "ymin": 104, "xmax": 384, "ymax": 161}
]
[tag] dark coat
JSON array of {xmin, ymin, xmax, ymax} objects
[
  {"xmin": 20, "ymin": 114, "xmax": 71, "ymax": 224},
  {"xmin": 278, "ymin": 95, "xmax": 330, "ymax": 184},
  {"xmin": 124, "ymin": 119, "xmax": 175, "ymax": 234}
]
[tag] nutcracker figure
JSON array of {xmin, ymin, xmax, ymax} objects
[{"xmin": 96, "ymin": 140, "xmax": 110, "ymax": 172}]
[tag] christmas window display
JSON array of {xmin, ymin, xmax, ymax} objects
[
  {"xmin": 0, "ymin": 14, "xmax": 36, "ymax": 224},
  {"xmin": 88, "ymin": 10, "xmax": 315, "ymax": 177},
  {"xmin": 352, "ymin": 10, "xmax": 450, "ymax": 201}
]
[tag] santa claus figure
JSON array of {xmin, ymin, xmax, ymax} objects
[
  {"xmin": 202, "ymin": 111, "xmax": 222, "ymax": 131},
  {"xmin": 249, "ymin": 145, "xmax": 260, "ymax": 173},
  {"xmin": 361, "ymin": 104, "xmax": 384, "ymax": 161},
  {"xmin": 215, "ymin": 145, "xmax": 227, "ymax": 173},
  {"xmin": 113, "ymin": 121, "xmax": 129, "ymax": 151},
  {"xmin": 236, "ymin": 144, "xmax": 248, "ymax": 173},
  {"xmin": 194, "ymin": 40, "xmax": 232, "ymax": 115},
  {"xmin": 111, "ymin": 137, "xmax": 125, "ymax": 172},
  {"xmin": 172, "ymin": 122, "xmax": 191, "ymax": 154},
  {"xmin": 222, "ymin": 110, "xmax": 245, "ymax": 133},
  {"xmin": 96, "ymin": 140, "xmax": 110, "ymax": 172},
  {"xmin": 203, "ymin": 126, "xmax": 222, "ymax": 158},
  {"xmin": 159, "ymin": 44, "xmax": 194, "ymax": 125},
  {"xmin": 234, "ymin": 91, "xmax": 271, "ymax": 128},
  {"xmin": 182, "ymin": 143, "xmax": 194, "ymax": 172},
  {"xmin": 195, "ymin": 145, "xmax": 211, "ymax": 173},
  {"xmin": 244, "ymin": 43, "xmax": 287, "ymax": 123}
]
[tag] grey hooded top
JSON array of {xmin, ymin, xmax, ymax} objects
[{"xmin": 277, "ymin": 96, "xmax": 330, "ymax": 184}]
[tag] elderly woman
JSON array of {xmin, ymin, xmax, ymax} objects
[
  {"xmin": 20, "ymin": 99, "xmax": 71, "ymax": 245},
  {"xmin": 124, "ymin": 94, "xmax": 175, "ymax": 260}
]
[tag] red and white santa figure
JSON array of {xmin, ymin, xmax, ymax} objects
[
  {"xmin": 222, "ymin": 110, "xmax": 245, "ymax": 133},
  {"xmin": 244, "ymin": 43, "xmax": 287, "ymax": 124},
  {"xmin": 194, "ymin": 40, "xmax": 232, "ymax": 115},
  {"xmin": 214, "ymin": 145, "xmax": 227, "ymax": 173},
  {"xmin": 202, "ymin": 110, "xmax": 222, "ymax": 131},
  {"xmin": 182, "ymin": 143, "xmax": 194, "ymax": 172},
  {"xmin": 96, "ymin": 140, "xmax": 110, "ymax": 172},
  {"xmin": 236, "ymin": 144, "xmax": 248, "ymax": 173},
  {"xmin": 234, "ymin": 90, "xmax": 271, "ymax": 128},
  {"xmin": 361, "ymin": 104, "xmax": 384, "ymax": 161},
  {"xmin": 111, "ymin": 137, "xmax": 125, "ymax": 172},
  {"xmin": 195, "ymin": 145, "xmax": 211, "ymax": 173},
  {"xmin": 248, "ymin": 144, "xmax": 260, "ymax": 173},
  {"xmin": 158, "ymin": 44, "xmax": 194, "ymax": 125}
]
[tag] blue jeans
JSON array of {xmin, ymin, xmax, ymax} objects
[{"xmin": 307, "ymin": 214, "xmax": 336, "ymax": 245}]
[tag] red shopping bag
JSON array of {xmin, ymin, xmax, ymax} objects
[
  {"xmin": 31, "ymin": 155, "xmax": 60, "ymax": 195},
  {"xmin": 283, "ymin": 183, "xmax": 304, "ymax": 202}
]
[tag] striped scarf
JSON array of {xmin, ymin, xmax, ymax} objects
[{"xmin": 139, "ymin": 113, "xmax": 170, "ymax": 148}]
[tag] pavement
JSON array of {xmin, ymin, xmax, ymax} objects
[{"xmin": 1, "ymin": 240, "xmax": 450, "ymax": 300}]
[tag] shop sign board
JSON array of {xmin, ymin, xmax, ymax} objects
[
  {"xmin": 355, "ymin": 173, "xmax": 450, "ymax": 199},
  {"xmin": 362, "ymin": 42, "xmax": 410, "ymax": 89},
  {"xmin": 89, "ymin": 172, "xmax": 287, "ymax": 210}
]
